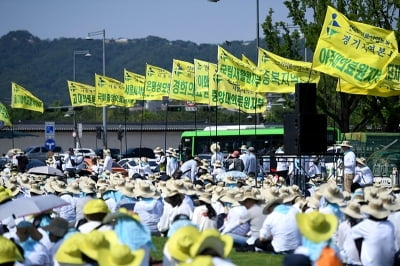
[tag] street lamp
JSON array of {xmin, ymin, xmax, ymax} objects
[
  {"xmin": 86, "ymin": 29, "xmax": 107, "ymax": 148},
  {"xmin": 73, "ymin": 50, "xmax": 91, "ymax": 81}
]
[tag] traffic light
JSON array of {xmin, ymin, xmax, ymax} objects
[
  {"xmin": 167, "ymin": 105, "xmax": 183, "ymax": 112},
  {"xmin": 96, "ymin": 126, "xmax": 102, "ymax": 139},
  {"xmin": 118, "ymin": 128, "xmax": 124, "ymax": 141}
]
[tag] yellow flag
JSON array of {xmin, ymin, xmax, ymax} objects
[
  {"xmin": 0, "ymin": 101, "xmax": 12, "ymax": 127},
  {"xmin": 337, "ymin": 55, "xmax": 400, "ymax": 97},
  {"xmin": 193, "ymin": 59, "xmax": 216, "ymax": 105},
  {"xmin": 124, "ymin": 69, "xmax": 154, "ymax": 104},
  {"xmin": 313, "ymin": 6, "xmax": 398, "ymax": 89},
  {"xmin": 170, "ymin": 59, "xmax": 196, "ymax": 101},
  {"xmin": 258, "ymin": 48, "xmax": 320, "ymax": 93},
  {"xmin": 67, "ymin": 81, "xmax": 96, "ymax": 107},
  {"xmin": 11, "ymin": 82, "xmax": 44, "ymax": 113},
  {"xmin": 242, "ymin": 54, "xmax": 257, "ymax": 68},
  {"xmin": 144, "ymin": 64, "xmax": 170, "ymax": 100},
  {"xmin": 95, "ymin": 74, "xmax": 126, "ymax": 107},
  {"xmin": 218, "ymin": 46, "xmax": 262, "ymax": 91}
]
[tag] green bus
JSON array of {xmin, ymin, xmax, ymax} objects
[{"xmin": 180, "ymin": 125, "xmax": 341, "ymax": 158}]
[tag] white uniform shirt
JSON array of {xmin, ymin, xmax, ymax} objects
[
  {"xmin": 351, "ymin": 219, "xmax": 395, "ymax": 266},
  {"xmin": 157, "ymin": 200, "xmax": 193, "ymax": 233},
  {"xmin": 275, "ymin": 148, "xmax": 288, "ymax": 171},
  {"xmin": 191, "ymin": 205, "xmax": 217, "ymax": 231},
  {"xmin": 338, "ymin": 220, "xmax": 362, "ymax": 265},
  {"xmin": 134, "ymin": 198, "xmax": 164, "ymax": 233},
  {"xmin": 221, "ymin": 205, "xmax": 250, "ymax": 236},
  {"xmin": 239, "ymin": 204, "xmax": 266, "ymax": 244},
  {"xmin": 354, "ymin": 165, "xmax": 373, "ymax": 186},
  {"xmin": 388, "ymin": 211, "xmax": 400, "ymax": 251},
  {"xmin": 103, "ymin": 155, "xmax": 113, "ymax": 172},
  {"xmin": 259, "ymin": 205, "xmax": 301, "ymax": 252},
  {"xmin": 343, "ymin": 150, "xmax": 356, "ymax": 174}
]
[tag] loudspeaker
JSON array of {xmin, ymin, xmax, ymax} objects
[
  {"xmin": 295, "ymin": 83, "xmax": 317, "ymax": 114},
  {"xmin": 284, "ymin": 113, "xmax": 327, "ymax": 155}
]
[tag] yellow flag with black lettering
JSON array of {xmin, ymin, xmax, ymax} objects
[
  {"xmin": 95, "ymin": 74, "xmax": 126, "ymax": 107},
  {"xmin": 67, "ymin": 81, "xmax": 96, "ymax": 107},
  {"xmin": 258, "ymin": 48, "xmax": 320, "ymax": 93},
  {"xmin": 218, "ymin": 46, "xmax": 262, "ymax": 91},
  {"xmin": 0, "ymin": 101, "xmax": 12, "ymax": 127},
  {"xmin": 313, "ymin": 6, "xmax": 398, "ymax": 89},
  {"xmin": 144, "ymin": 64, "xmax": 170, "ymax": 100},
  {"xmin": 193, "ymin": 59, "xmax": 216, "ymax": 105},
  {"xmin": 170, "ymin": 59, "xmax": 195, "ymax": 101},
  {"xmin": 337, "ymin": 55, "xmax": 400, "ymax": 97},
  {"xmin": 11, "ymin": 82, "xmax": 44, "ymax": 113}
]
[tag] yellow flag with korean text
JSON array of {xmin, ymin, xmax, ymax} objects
[
  {"xmin": 0, "ymin": 101, "xmax": 12, "ymax": 127},
  {"xmin": 144, "ymin": 64, "xmax": 170, "ymax": 100},
  {"xmin": 242, "ymin": 54, "xmax": 257, "ymax": 68},
  {"xmin": 67, "ymin": 81, "xmax": 96, "ymax": 107},
  {"xmin": 258, "ymin": 48, "xmax": 320, "ymax": 93},
  {"xmin": 337, "ymin": 54, "xmax": 400, "ymax": 97},
  {"xmin": 95, "ymin": 74, "xmax": 126, "ymax": 107},
  {"xmin": 218, "ymin": 46, "xmax": 262, "ymax": 91},
  {"xmin": 170, "ymin": 59, "xmax": 195, "ymax": 101},
  {"xmin": 124, "ymin": 69, "xmax": 158, "ymax": 104},
  {"xmin": 212, "ymin": 73, "xmax": 266, "ymax": 113},
  {"xmin": 11, "ymin": 82, "xmax": 44, "ymax": 113},
  {"xmin": 313, "ymin": 6, "xmax": 398, "ymax": 89},
  {"xmin": 193, "ymin": 59, "xmax": 216, "ymax": 105}
]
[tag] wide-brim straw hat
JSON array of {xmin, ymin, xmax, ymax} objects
[
  {"xmin": 224, "ymin": 175, "xmax": 237, "ymax": 184},
  {"xmin": 210, "ymin": 143, "xmax": 221, "ymax": 153},
  {"xmin": 197, "ymin": 193, "xmax": 212, "ymax": 205},
  {"xmin": 381, "ymin": 194, "xmax": 400, "ymax": 211},
  {"xmin": 263, "ymin": 196, "xmax": 283, "ymax": 214},
  {"xmin": 135, "ymin": 181, "xmax": 160, "ymax": 199},
  {"xmin": 214, "ymin": 160, "xmax": 223, "ymax": 168},
  {"xmin": 153, "ymin": 147, "xmax": 163, "ymax": 154},
  {"xmin": 67, "ymin": 182, "xmax": 81, "ymax": 195},
  {"xmin": 240, "ymin": 145, "xmax": 248, "ymax": 151},
  {"xmin": 361, "ymin": 199, "xmax": 390, "ymax": 219},
  {"xmin": 189, "ymin": 229, "xmax": 233, "ymax": 258},
  {"xmin": 340, "ymin": 141, "xmax": 352, "ymax": 148},
  {"xmin": 166, "ymin": 147, "xmax": 175, "ymax": 154},
  {"xmin": 296, "ymin": 211, "xmax": 338, "ymax": 243},
  {"xmin": 52, "ymin": 181, "xmax": 68, "ymax": 193},
  {"xmin": 80, "ymin": 182, "xmax": 96, "ymax": 194},
  {"xmin": 166, "ymin": 180, "xmax": 187, "ymax": 194},
  {"xmin": 121, "ymin": 183, "xmax": 136, "ymax": 198},
  {"xmin": 356, "ymin": 157, "xmax": 367, "ymax": 166},
  {"xmin": 29, "ymin": 183, "xmax": 44, "ymax": 195},
  {"xmin": 238, "ymin": 189, "xmax": 262, "ymax": 203},
  {"xmin": 220, "ymin": 188, "xmax": 240, "ymax": 204},
  {"xmin": 340, "ymin": 201, "xmax": 364, "ymax": 219},
  {"xmin": 320, "ymin": 183, "xmax": 344, "ymax": 205}
]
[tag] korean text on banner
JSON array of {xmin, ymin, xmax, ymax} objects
[
  {"xmin": 218, "ymin": 46, "xmax": 262, "ymax": 92},
  {"xmin": 67, "ymin": 81, "xmax": 96, "ymax": 106},
  {"xmin": 211, "ymin": 74, "xmax": 266, "ymax": 114},
  {"xmin": 313, "ymin": 6, "xmax": 398, "ymax": 89},
  {"xmin": 170, "ymin": 59, "xmax": 195, "ymax": 101},
  {"xmin": 337, "ymin": 54, "xmax": 400, "ymax": 97},
  {"xmin": 95, "ymin": 74, "xmax": 126, "ymax": 107},
  {"xmin": 193, "ymin": 59, "xmax": 217, "ymax": 105},
  {"xmin": 258, "ymin": 48, "xmax": 320, "ymax": 93},
  {"xmin": 144, "ymin": 64, "xmax": 170, "ymax": 100},
  {"xmin": 0, "ymin": 101, "xmax": 12, "ymax": 127},
  {"xmin": 11, "ymin": 82, "xmax": 44, "ymax": 113}
]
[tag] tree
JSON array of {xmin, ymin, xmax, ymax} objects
[{"xmin": 261, "ymin": 0, "xmax": 400, "ymax": 132}]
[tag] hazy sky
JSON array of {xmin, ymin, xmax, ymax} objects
[{"xmin": 0, "ymin": 0, "xmax": 290, "ymax": 44}]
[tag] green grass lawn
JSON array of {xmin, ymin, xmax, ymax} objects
[{"xmin": 151, "ymin": 236, "xmax": 283, "ymax": 266}]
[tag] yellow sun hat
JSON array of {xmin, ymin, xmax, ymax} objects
[
  {"xmin": 296, "ymin": 211, "xmax": 338, "ymax": 243},
  {"xmin": 97, "ymin": 244, "xmax": 145, "ymax": 266},
  {"xmin": 83, "ymin": 199, "xmax": 109, "ymax": 215},
  {"xmin": 55, "ymin": 233, "xmax": 86, "ymax": 264},
  {"xmin": 180, "ymin": 255, "xmax": 214, "ymax": 266},
  {"xmin": 189, "ymin": 229, "xmax": 233, "ymax": 258},
  {"xmin": 79, "ymin": 230, "xmax": 110, "ymax": 260},
  {"xmin": 0, "ymin": 236, "xmax": 23, "ymax": 264},
  {"xmin": 166, "ymin": 226, "xmax": 201, "ymax": 262}
]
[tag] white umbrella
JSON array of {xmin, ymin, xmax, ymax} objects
[
  {"xmin": 28, "ymin": 166, "xmax": 64, "ymax": 176},
  {"xmin": 0, "ymin": 195, "xmax": 69, "ymax": 220}
]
